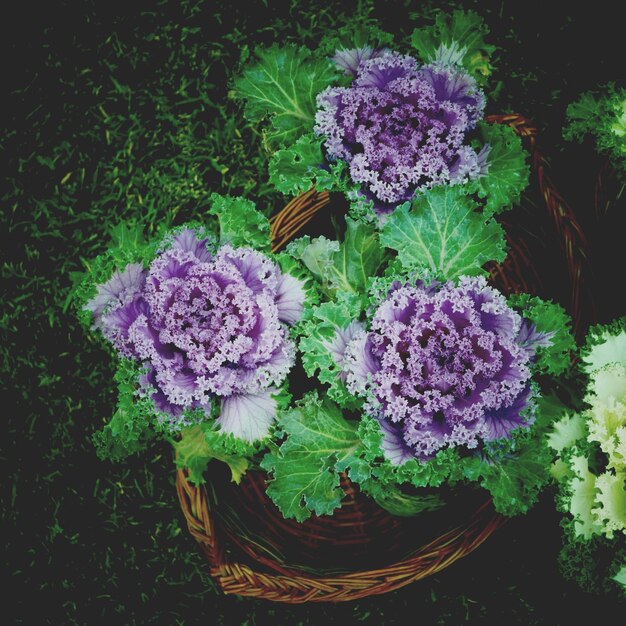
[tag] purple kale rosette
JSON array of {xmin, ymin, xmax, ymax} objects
[
  {"xmin": 236, "ymin": 15, "xmax": 529, "ymax": 221},
  {"xmin": 339, "ymin": 276, "xmax": 550, "ymax": 464},
  {"xmin": 85, "ymin": 228, "xmax": 305, "ymax": 442},
  {"xmin": 314, "ymin": 52, "xmax": 488, "ymax": 211}
]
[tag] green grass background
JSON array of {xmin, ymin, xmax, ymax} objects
[{"xmin": 3, "ymin": 0, "xmax": 624, "ymax": 623}]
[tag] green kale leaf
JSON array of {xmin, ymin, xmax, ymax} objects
[
  {"xmin": 410, "ymin": 10, "xmax": 495, "ymax": 82},
  {"xmin": 92, "ymin": 360, "xmax": 156, "ymax": 461},
  {"xmin": 469, "ymin": 122, "xmax": 530, "ymax": 215},
  {"xmin": 298, "ymin": 293, "xmax": 363, "ymax": 407},
  {"xmin": 261, "ymin": 392, "xmax": 366, "ymax": 521},
  {"xmin": 509, "ymin": 294, "xmax": 576, "ymax": 376},
  {"xmin": 208, "ymin": 193, "xmax": 270, "ymax": 251},
  {"xmin": 564, "ymin": 84, "xmax": 626, "ymax": 176},
  {"xmin": 268, "ymin": 134, "xmax": 325, "ymax": 196},
  {"xmin": 173, "ymin": 423, "xmax": 252, "ymax": 486},
  {"xmin": 289, "ymin": 218, "xmax": 385, "ymax": 298},
  {"xmin": 461, "ymin": 394, "xmax": 562, "ymax": 516},
  {"xmin": 233, "ymin": 45, "xmax": 336, "ymax": 149},
  {"xmin": 380, "ymin": 187, "xmax": 506, "ymax": 280}
]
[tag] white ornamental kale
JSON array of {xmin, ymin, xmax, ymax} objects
[{"xmin": 549, "ymin": 319, "xmax": 626, "ymax": 540}]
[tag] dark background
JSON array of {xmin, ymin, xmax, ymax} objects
[{"xmin": 2, "ymin": 1, "xmax": 625, "ymax": 623}]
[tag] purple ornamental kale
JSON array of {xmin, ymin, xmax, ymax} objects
[
  {"xmin": 339, "ymin": 276, "xmax": 540, "ymax": 463},
  {"xmin": 85, "ymin": 229, "xmax": 305, "ymax": 441},
  {"xmin": 315, "ymin": 52, "xmax": 487, "ymax": 213}
]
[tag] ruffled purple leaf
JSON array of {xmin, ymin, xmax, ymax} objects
[
  {"xmin": 448, "ymin": 145, "xmax": 483, "ymax": 183},
  {"xmin": 354, "ymin": 52, "xmax": 419, "ymax": 89},
  {"xmin": 217, "ymin": 390, "xmax": 277, "ymax": 442},
  {"xmin": 516, "ymin": 319, "xmax": 555, "ymax": 360},
  {"xmin": 139, "ymin": 366, "xmax": 183, "ymax": 416},
  {"xmin": 217, "ymin": 245, "xmax": 278, "ymax": 294},
  {"xmin": 275, "ymin": 272, "xmax": 306, "ymax": 325},
  {"xmin": 418, "ymin": 65, "xmax": 485, "ymax": 126},
  {"xmin": 102, "ymin": 299, "xmax": 149, "ymax": 356},
  {"xmin": 332, "ymin": 46, "xmax": 386, "ymax": 77},
  {"xmin": 169, "ymin": 228, "xmax": 213, "ymax": 263},
  {"xmin": 85, "ymin": 263, "xmax": 145, "ymax": 328},
  {"xmin": 343, "ymin": 330, "xmax": 379, "ymax": 395},
  {"xmin": 322, "ymin": 320, "xmax": 364, "ymax": 381},
  {"xmin": 378, "ymin": 417, "xmax": 416, "ymax": 466},
  {"xmin": 482, "ymin": 385, "xmax": 534, "ymax": 441}
]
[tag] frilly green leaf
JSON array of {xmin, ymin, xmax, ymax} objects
[
  {"xmin": 613, "ymin": 563, "xmax": 626, "ymax": 590},
  {"xmin": 318, "ymin": 13, "xmax": 394, "ymax": 59},
  {"xmin": 547, "ymin": 412, "xmax": 587, "ymax": 454},
  {"xmin": 233, "ymin": 44, "xmax": 336, "ymax": 150},
  {"xmin": 358, "ymin": 478, "xmax": 445, "ymax": 517},
  {"xmin": 72, "ymin": 222, "xmax": 159, "ymax": 329},
  {"xmin": 274, "ymin": 248, "xmax": 320, "ymax": 313},
  {"xmin": 564, "ymin": 84, "xmax": 626, "ymax": 177},
  {"xmin": 92, "ymin": 360, "xmax": 156, "ymax": 462},
  {"xmin": 173, "ymin": 423, "xmax": 254, "ymax": 486},
  {"xmin": 208, "ymin": 193, "xmax": 270, "ymax": 251},
  {"xmin": 410, "ymin": 10, "xmax": 496, "ymax": 82},
  {"xmin": 469, "ymin": 122, "xmax": 530, "ymax": 215},
  {"xmin": 458, "ymin": 393, "xmax": 558, "ymax": 516},
  {"xmin": 286, "ymin": 235, "xmax": 339, "ymax": 285},
  {"xmin": 298, "ymin": 293, "xmax": 364, "ymax": 407},
  {"xmin": 357, "ymin": 415, "xmax": 456, "ymax": 490},
  {"xmin": 268, "ymin": 134, "xmax": 325, "ymax": 196},
  {"xmin": 288, "ymin": 218, "xmax": 385, "ymax": 300},
  {"xmin": 581, "ymin": 318, "xmax": 626, "ymax": 376},
  {"xmin": 509, "ymin": 294, "xmax": 576, "ymax": 376}
]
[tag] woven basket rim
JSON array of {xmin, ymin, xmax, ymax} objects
[
  {"xmin": 176, "ymin": 113, "xmax": 591, "ymax": 603},
  {"xmin": 177, "ymin": 466, "xmax": 507, "ymax": 602}
]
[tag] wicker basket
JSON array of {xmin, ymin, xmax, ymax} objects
[{"xmin": 176, "ymin": 114, "xmax": 591, "ymax": 603}]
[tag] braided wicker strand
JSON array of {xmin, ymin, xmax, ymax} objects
[
  {"xmin": 176, "ymin": 114, "xmax": 589, "ymax": 603},
  {"xmin": 270, "ymin": 188, "xmax": 331, "ymax": 253}
]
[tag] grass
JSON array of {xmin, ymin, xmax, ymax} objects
[{"xmin": 2, "ymin": 0, "xmax": 624, "ymax": 623}]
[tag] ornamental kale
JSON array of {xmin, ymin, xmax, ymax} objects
[
  {"xmin": 86, "ymin": 234, "xmax": 302, "ymax": 439},
  {"xmin": 340, "ymin": 276, "xmax": 540, "ymax": 461},
  {"xmin": 314, "ymin": 52, "xmax": 487, "ymax": 210},
  {"xmin": 235, "ymin": 10, "xmax": 529, "ymax": 220},
  {"xmin": 564, "ymin": 83, "xmax": 626, "ymax": 177},
  {"xmin": 548, "ymin": 318, "xmax": 626, "ymax": 594},
  {"xmin": 76, "ymin": 195, "xmax": 310, "ymax": 484}
]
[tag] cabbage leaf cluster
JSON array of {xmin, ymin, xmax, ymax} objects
[{"xmin": 549, "ymin": 318, "xmax": 626, "ymax": 593}]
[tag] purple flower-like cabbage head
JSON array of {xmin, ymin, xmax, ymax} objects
[
  {"xmin": 340, "ymin": 276, "xmax": 540, "ymax": 463},
  {"xmin": 85, "ymin": 229, "xmax": 305, "ymax": 440},
  {"xmin": 315, "ymin": 51, "xmax": 487, "ymax": 211}
]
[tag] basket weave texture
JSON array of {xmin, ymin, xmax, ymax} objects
[{"xmin": 176, "ymin": 114, "xmax": 590, "ymax": 603}]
